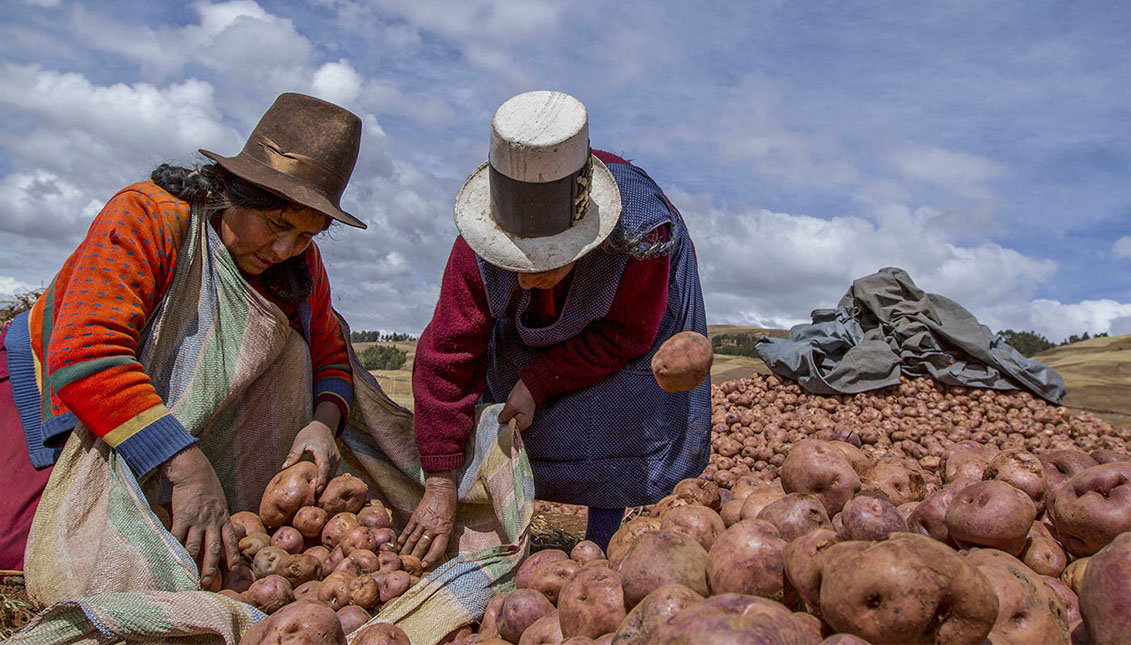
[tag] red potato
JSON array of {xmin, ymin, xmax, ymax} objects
[
  {"xmin": 1079, "ymin": 531, "xmax": 1131, "ymax": 645},
  {"xmin": 339, "ymin": 526, "xmax": 378, "ymax": 556},
  {"xmin": 244, "ymin": 575, "xmax": 294, "ymax": 614},
  {"xmin": 651, "ymin": 331, "xmax": 713, "ymax": 393},
  {"xmin": 1049, "ymin": 462, "xmax": 1131, "ymax": 556},
  {"xmin": 358, "ymin": 502, "xmax": 395, "ymax": 530},
  {"xmin": 270, "ymin": 526, "xmax": 305, "ymax": 554},
  {"xmin": 479, "ymin": 592, "xmax": 508, "ymax": 638},
  {"xmin": 835, "ymin": 494, "xmax": 906, "ymax": 541},
  {"xmin": 706, "ymin": 519, "xmax": 787, "ymax": 601},
  {"xmin": 570, "ymin": 540, "xmax": 605, "ymax": 564},
  {"xmin": 293, "ymin": 505, "xmax": 329, "ymax": 539},
  {"xmin": 498, "ymin": 588, "xmax": 557, "ymax": 644},
  {"xmin": 398, "ymin": 554, "xmax": 424, "ymax": 577},
  {"xmin": 379, "ymin": 570, "xmax": 412, "ymax": 603},
  {"xmin": 259, "ymin": 461, "xmax": 319, "ymax": 529},
  {"xmin": 730, "ymin": 476, "xmax": 782, "ymax": 504},
  {"xmin": 230, "ymin": 511, "xmax": 266, "ymax": 540},
  {"xmin": 818, "ymin": 534, "xmax": 999, "ymax": 644},
  {"xmin": 319, "ymin": 571, "xmax": 356, "ymax": 611},
  {"xmin": 653, "ymin": 593, "xmax": 817, "ymax": 643},
  {"xmin": 350, "ymin": 548, "xmax": 380, "ymax": 574},
  {"xmin": 827, "ymin": 441, "xmax": 874, "ymax": 477},
  {"xmin": 293, "ymin": 580, "xmax": 321, "ymax": 603},
  {"xmin": 780, "ymin": 439, "xmax": 862, "ymax": 516},
  {"xmin": 1061, "ymin": 557, "xmax": 1090, "ymax": 595},
  {"xmin": 322, "ymin": 512, "xmax": 361, "ymax": 549},
  {"xmin": 516, "ymin": 549, "xmax": 569, "ymax": 589},
  {"xmin": 984, "ymin": 449, "xmax": 1049, "ymax": 514},
  {"xmin": 1039, "ymin": 450, "xmax": 1099, "ymax": 492},
  {"xmin": 377, "ymin": 550, "xmax": 402, "ymax": 573},
  {"xmin": 737, "ymin": 486, "xmax": 787, "ymax": 522},
  {"xmin": 907, "ymin": 479, "xmax": 977, "ymax": 545},
  {"xmin": 649, "ymin": 495, "xmax": 690, "ymax": 519},
  {"xmin": 755, "ymin": 492, "xmax": 832, "ymax": 542},
  {"xmin": 659, "ymin": 505, "xmax": 726, "ymax": 551},
  {"xmin": 334, "ymin": 555, "xmax": 361, "ymax": 577},
  {"xmin": 349, "ymin": 574, "xmax": 381, "ymax": 611},
  {"xmin": 217, "ymin": 589, "xmax": 244, "ymax": 602},
  {"xmin": 517, "ymin": 611, "xmax": 563, "ymax": 645},
  {"xmin": 617, "ymin": 531, "xmax": 710, "ymax": 609},
  {"xmin": 606, "ymin": 518, "xmax": 661, "ymax": 567},
  {"xmin": 338, "ymin": 604, "xmax": 372, "ymax": 635},
  {"xmin": 1043, "ymin": 576, "xmax": 1081, "ymax": 625},
  {"xmin": 821, "ymin": 635, "xmax": 871, "ymax": 645},
  {"xmin": 611, "ymin": 583, "xmax": 702, "ymax": 645},
  {"xmin": 719, "ymin": 499, "xmax": 744, "ymax": 527},
  {"xmin": 351, "ymin": 622, "xmax": 412, "ymax": 645},
  {"xmin": 965, "ymin": 548, "xmax": 1070, "ymax": 645},
  {"xmin": 558, "ymin": 567, "xmax": 627, "ymax": 640},
  {"xmin": 252, "ymin": 546, "xmax": 290, "ymax": 579},
  {"xmin": 239, "ymin": 532, "xmax": 271, "ymax": 561},
  {"xmin": 529, "ymin": 559, "xmax": 582, "ymax": 605},
  {"xmin": 324, "ymin": 545, "xmax": 345, "ymax": 573},
  {"xmin": 943, "ymin": 441, "xmax": 994, "ymax": 483},
  {"xmin": 272, "ymin": 553, "xmax": 320, "ymax": 588},
  {"xmin": 1021, "ymin": 523, "xmax": 1068, "ymax": 577},
  {"xmin": 669, "ymin": 478, "xmax": 722, "ymax": 511},
  {"xmin": 1090, "ymin": 449, "xmax": 1131, "ymax": 464},
  {"xmin": 319, "ymin": 473, "xmax": 369, "ymax": 515},
  {"xmin": 240, "ymin": 600, "xmax": 345, "ymax": 644},
  {"xmin": 304, "ymin": 545, "xmax": 330, "ymax": 564},
  {"xmin": 945, "ymin": 480, "xmax": 1037, "ymax": 555},
  {"xmin": 786, "ymin": 536, "xmax": 864, "ymax": 615},
  {"xmin": 862, "ymin": 459, "xmax": 928, "ymax": 506}
]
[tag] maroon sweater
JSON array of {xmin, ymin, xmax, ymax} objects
[{"xmin": 413, "ymin": 155, "xmax": 671, "ymax": 472}]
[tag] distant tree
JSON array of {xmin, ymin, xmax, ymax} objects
[
  {"xmin": 358, "ymin": 344, "xmax": 408, "ymax": 371},
  {"xmin": 999, "ymin": 329, "xmax": 1054, "ymax": 357},
  {"xmin": 712, "ymin": 332, "xmax": 762, "ymax": 358},
  {"xmin": 0, "ymin": 289, "xmax": 44, "ymax": 324},
  {"xmin": 350, "ymin": 330, "xmax": 418, "ymax": 343}
]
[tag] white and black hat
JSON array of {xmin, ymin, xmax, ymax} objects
[{"xmin": 454, "ymin": 91, "xmax": 622, "ymax": 272}]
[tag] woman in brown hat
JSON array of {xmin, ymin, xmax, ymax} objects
[
  {"xmin": 0, "ymin": 93, "xmax": 365, "ymax": 588},
  {"xmin": 401, "ymin": 91, "xmax": 710, "ymax": 565}
]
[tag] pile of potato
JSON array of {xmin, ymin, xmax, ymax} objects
[{"xmin": 220, "ymin": 462, "xmax": 414, "ymax": 644}]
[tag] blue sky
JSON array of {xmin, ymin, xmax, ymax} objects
[{"xmin": 2, "ymin": 0, "xmax": 1129, "ymax": 342}]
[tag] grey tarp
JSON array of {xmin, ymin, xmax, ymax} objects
[{"xmin": 756, "ymin": 267, "xmax": 1065, "ymax": 404}]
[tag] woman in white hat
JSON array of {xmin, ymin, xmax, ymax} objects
[
  {"xmin": 400, "ymin": 91, "xmax": 710, "ymax": 565},
  {"xmin": 0, "ymin": 93, "xmax": 365, "ymax": 588}
]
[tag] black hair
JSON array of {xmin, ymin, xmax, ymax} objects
[{"xmin": 151, "ymin": 163, "xmax": 314, "ymax": 306}]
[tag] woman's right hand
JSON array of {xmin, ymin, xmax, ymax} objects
[
  {"xmin": 163, "ymin": 446, "xmax": 242, "ymax": 590},
  {"xmin": 398, "ymin": 471, "xmax": 458, "ymax": 569}
]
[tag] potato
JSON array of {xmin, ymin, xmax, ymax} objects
[
  {"xmin": 239, "ymin": 532, "xmax": 271, "ymax": 561},
  {"xmin": 324, "ymin": 545, "xmax": 345, "ymax": 573},
  {"xmin": 304, "ymin": 544, "xmax": 330, "ymax": 564},
  {"xmin": 230, "ymin": 511, "xmax": 266, "ymax": 540},
  {"xmin": 319, "ymin": 473, "xmax": 369, "ymax": 515},
  {"xmin": 340, "ymin": 526, "xmax": 378, "ymax": 556},
  {"xmin": 1021, "ymin": 523, "xmax": 1068, "ymax": 577},
  {"xmin": 706, "ymin": 519, "xmax": 786, "ymax": 601},
  {"xmin": 377, "ymin": 550, "xmax": 402, "ymax": 573},
  {"xmin": 618, "ymin": 530, "xmax": 709, "ymax": 608},
  {"xmin": 818, "ymin": 534, "xmax": 998, "ymax": 644},
  {"xmin": 730, "ymin": 476, "xmax": 782, "ymax": 503},
  {"xmin": 252, "ymin": 545, "xmax": 290, "ymax": 579},
  {"xmin": 571, "ymin": 540, "xmax": 606, "ymax": 564},
  {"xmin": 786, "ymin": 536, "xmax": 864, "ymax": 614},
  {"xmin": 559, "ymin": 567, "xmax": 627, "ymax": 640},
  {"xmin": 583, "ymin": 559, "xmax": 610, "ymax": 569},
  {"xmin": 1049, "ymin": 463, "xmax": 1131, "ymax": 556},
  {"xmin": 862, "ymin": 459, "xmax": 928, "ymax": 506},
  {"xmin": 1039, "ymin": 449, "xmax": 1098, "ymax": 492},
  {"xmin": 737, "ymin": 486, "xmax": 787, "ymax": 522},
  {"xmin": 293, "ymin": 505, "xmax": 329, "ymax": 539},
  {"xmin": 943, "ymin": 441, "xmax": 994, "ymax": 483},
  {"xmin": 517, "ymin": 611, "xmax": 563, "ymax": 645},
  {"xmin": 835, "ymin": 494, "xmax": 906, "ymax": 541},
  {"xmin": 1090, "ymin": 449, "xmax": 1131, "ymax": 464},
  {"xmin": 399, "ymin": 554, "xmax": 424, "ymax": 577},
  {"xmin": 379, "ymin": 570, "xmax": 412, "ymax": 603},
  {"xmin": 670, "ymin": 478, "xmax": 722, "ymax": 511},
  {"xmin": 529, "ymin": 559, "xmax": 582, "ymax": 605},
  {"xmin": 984, "ymin": 449, "xmax": 1049, "ymax": 514},
  {"xmin": 718, "ymin": 499, "xmax": 744, "ymax": 527},
  {"xmin": 319, "ymin": 571, "xmax": 356, "ymax": 610},
  {"xmin": 907, "ymin": 480, "xmax": 976, "ymax": 545},
  {"xmin": 479, "ymin": 592, "xmax": 508, "ymax": 638},
  {"xmin": 240, "ymin": 599, "xmax": 344, "ymax": 644},
  {"xmin": 277, "ymin": 552, "xmax": 322, "ymax": 587},
  {"xmin": 820, "ymin": 635, "xmax": 871, "ymax": 645},
  {"xmin": 348, "ymin": 574, "xmax": 381, "ymax": 612},
  {"xmin": 358, "ymin": 501, "xmax": 395, "ymax": 530},
  {"xmin": 1079, "ymin": 531, "xmax": 1131, "ymax": 645},
  {"xmin": 1061, "ymin": 557, "xmax": 1090, "ymax": 595},
  {"xmin": 221, "ymin": 563, "xmax": 255, "ymax": 594},
  {"xmin": 965, "ymin": 548, "xmax": 1069, "ymax": 644},
  {"xmin": 244, "ymin": 575, "xmax": 294, "ymax": 614},
  {"xmin": 217, "ymin": 589, "xmax": 244, "ymax": 602},
  {"xmin": 649, "ymin": 495, "xmax": 690, "ymax": 518},
  {"xmin": 610, "ymin": 583, "xmax": 702, "ymax": 645},
  {"xmin": 659, "ymin": 505, "xmax": 726, "ymax": 551},
  {"xmin": 337, "ymin": 605, "xmax": 371, "ymax": 635},
  {"xmin": 517, "ymin": 549, "xmax": 569, "ymax": 589},
  {"xmin": 352, "ymin": 622, "xmax": 412, "ymax": 645},
  {"xmin": 945, "ymin": 480, "xmax": 1037, "ymax": 555},
  {"xmin": 271, "ymin": 526, "xmax": 305, "ymax": 554},
  {"xmin": 651, "ymin": 331, "xmax": 713, "ymax": 392},
  {"xmin": 260, "ymin": 461, "xmax": 319, "ymax": 529},
  {"xmin": 498, "ymin": 588, "xmax": 556, "ymax": 643},
  {"xmin": 322, "ymin": 512, "xmax": 361, "ymax": 549},
  {"xmin": 780, "ymin": 439, "xmax": 862, "ymax": 515},
  {"xmin": 755, "ymin": 492, "xmax": 832, "ymax": 541},
  {"xmin": 1043, "ymin": 576, "xmax": 1081, "ymax": 625},
  {"xmin": 606, "ymin": 518, "xmax": 661, "ymax": 567},
  {"xmin": 827, "ymin": 442, "xmax": 874, "ymax": 477},
  {"xmin": 349, "ymin": 548, "xmax": 380, "ymax": 574},
  {"xmin": 294, "ymin": 580, "xmax": 321, "ymax": 603},
  {"xmin": 653, "ymin": 593, "xmax": 817, "ymax": 643}
]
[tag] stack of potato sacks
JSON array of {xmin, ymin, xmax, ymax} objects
[{"xmin": 223, "ymin": 463, "xmax": 414, "ymax": 644}]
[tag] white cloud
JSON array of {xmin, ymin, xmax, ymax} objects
[
  {"xmin": 986, "ymin": 299, "xmax": 1131, "ymax": 343},
  {"xmin": 890, "ymin": 145, "xmax": 1006, "ymax": 200},
  {"xmin": 1113, "ymin": 236, "xmax": 1131, "ymax": 259},
  {"xmin": 311, "ymin": 60, "xmax": 364, "ymax": 106},
  {"xmin": 0, "ymin": 275, "xmax": 40, "ymax": 303}
]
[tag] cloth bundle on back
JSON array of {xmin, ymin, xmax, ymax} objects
[{"xmin": 756, "ymin": 267, "xmax": 1066, "ymax": 404}]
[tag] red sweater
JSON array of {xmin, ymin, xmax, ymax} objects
[
  {"xmin": 27, "ymin": 182, "xmax": 353, "ymax": 476},
  {"xmin": 413, "ymin": 191, "xmax": 671, "ymax": 471}
]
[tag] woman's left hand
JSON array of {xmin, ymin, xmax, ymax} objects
[
  {"xmin": 281, "ymin": 420, "xmax": 340, "ymax": 493},
  {"xmin": 498, "ymin": 380, "xmax": 536, "ymax": 431}
]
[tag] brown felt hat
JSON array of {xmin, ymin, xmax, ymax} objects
[{"xmin": 200, "ymin": 92, "xmax": 366, "ymax": 229}]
